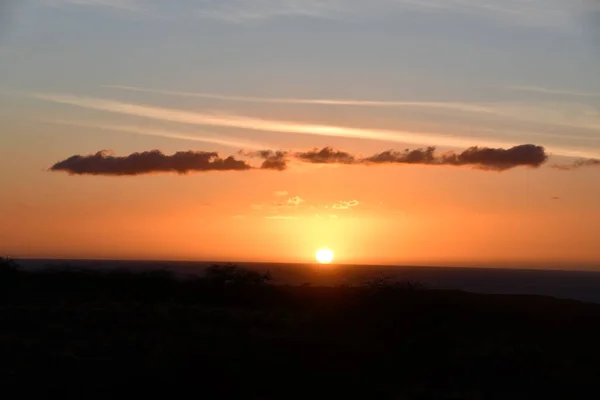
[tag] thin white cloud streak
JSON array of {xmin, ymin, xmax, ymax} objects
[
  {"xmin": 504, "ymin": 85, "xmax": 600, "ymax": 98},
  {"xmin": 45, "ymin": 0, "xmax": 347, "ymax": 22},
  {"xmin": 105, "ymin": 86, "xmax": 600, "ymax": 141},
  {"xmin": 105, "ymin": 85, "xmax": 600, "ymax": 145},
  {"xmin": 106, "ymin": 85, "xmax": 493, "ymax": 113},
  {"xmin": 42, "ymin": 0, "xmax": 143, "ymax": 13},
  {"xmin": 401, "ymin": 0, "xmax": 546, "ymax": 16},
  {"xmin": 42, "ymin": 0, "xmax": 580, "ymax": 26},
  {"xmin": 396, "ymin": 0, "xmax": 575, "ymax": 27},
  {"xmin": 265, "ymin": 215, "xmax": 301, "ymax": 220},
  {"xmin": 31, "ymin": 92, "xmax": 599, "ymax": 158},
  {"xmin": 31, "ymin": 92, "xmax": 513, "ymax": 148},
  {"xmin": 191, "ymin": 0, "xmax": 346, "ymax": 23},
  {"xmin": 41, "ymin": 119, "xmax": 268, "ymax": 150},
  {"xmin": 194, "ymin": 0, "xmax": 579, "ymax": 27}
]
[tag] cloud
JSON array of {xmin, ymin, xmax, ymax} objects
[
  {"xmin": 42, "ymin": 0, "xmax": 343, "ymax": 23},
  {"xmin": 287, "ymin": 196, "xmax": 305, "ymax": 206},
  {"xmin": 395, "ymin": 0, "xmax": 578, "ymax": 28},
  {"xmin": 106, "ymin": 85, "xmax": 494, "ymax": 110},
  {"xmin": 50, "ymin": 150, "xmax": 252, "ymax": 175},
  {"xmin": 245, "ymin": 150, "xmax": 289, "ymax": 171},
  {"xmin": 42, "ymin": 0, "xmax": 146, "ymax": 14},
  {"xmin": 58, "ymin": 0, "xmax": 579, "ymax": 27},
  {"xmin": 34, "ymin": 91, "xmax": 600, "ymax": 159},
  {"xmin": 31, "ymin": 92, "xmax": 536, "ymax": 152},
  {"xmin": 265, "ymin": 215, "xmax": 301, "ymax": 220},
  {"xmin": 362, "ymin": 144, "xmax": 547, "ymax": 171},
  {"xmin": 51, "ymin": 144, "xmax": 551, "ymax": 177},
  {"xmin": 192, "ymin": 0, "xmax": 347, "ymax": 22},
  {"xmin": 365, "ymin": 147, "xmax": 436, "ymax": 164},
  {"xmin": 551, "ymin": 159, "xmax": 600, "ymax": 170},
  {"xmin": 52, "ymin": 144, "xmax": 551, "ymax": 177},
  {"xmin": 440, "ymin": 144, "xmax": 548, "ymax": 171},
  {"xmin": 332, "ymin": 200, "xmax": 360, "ymax": 210},
  {"xmin": 295, "ymin": 147, "xmax": 356, "ymax": 164},
  {"xmin": 40, "ymin": 0, "xmax": 592, "ymax": 32},
  {"xmin": 42, "ymin": 119, "xmax": 269, "ymax": 150},
  {"xmin": 503, "ymin": 85, "xmax": 600, "ymax": 98},
  {"xmin": 292, "ymin": 145, "xmax": 548, "ymax": 171},
  {"xmin": 98, "ymin": 88, "xmax": 600, "ymax": 157},
  {"xmin": 274, "ymin": 191, "xmax": 289, "ymax": 197}
]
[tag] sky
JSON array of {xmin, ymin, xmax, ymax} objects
[{"xmin": 1, "ymin": 0, "xmax": 600, "ymax": 267}]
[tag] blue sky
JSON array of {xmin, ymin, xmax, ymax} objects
[{"xmin": 2, "ymin": 0, "xmax": 600, "ymax": 159}]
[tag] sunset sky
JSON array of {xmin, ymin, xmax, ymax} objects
[{"xmin": 1, "ymin": 0, "xmax": 600, "ymax": 267}]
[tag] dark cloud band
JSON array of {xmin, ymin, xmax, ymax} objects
[
  {"xmin": 241, "ymin": 150, "xmax": 289, "ymax": 171},
  {"xmin": 551, "ymin": 159, "xmax": 600, "ymax": 171},
  {"xmin": 51, "ymin": 144, "xmax": 552, "ymax": 176},
  {"xmin": 50, "ymin": 150, "xmax": 252, "ymax": 175},
  {"xmin": 295, "ymin": 148, "xmax": 356, "ymax": 164},
  {"xmin": 296, "ymin": 144, "xmax": 548, "ymax": 171}
]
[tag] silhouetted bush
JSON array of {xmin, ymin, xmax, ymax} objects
[
  {"xmin": 203, "ymin": 264, "xmax": 272, "ymax": 286},
  {"xmin": 364, "ymin": 274, "xmax": 429, "ymax": 291},
  {"xmin": 0, "ymin": 257, "xmax": 19, "ymax": 272},
  {"xmin": 0, "ymin": 257, "xmax": 19, "ymax": 282}
]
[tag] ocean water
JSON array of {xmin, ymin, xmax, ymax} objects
[{"xmin": 15, "ymin": 259, "xmax": 600, "ymax": 303}]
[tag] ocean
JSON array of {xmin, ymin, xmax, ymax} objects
[{"xmin": 14, "ymin": 259, "xmax": 600, "ymax": 303}]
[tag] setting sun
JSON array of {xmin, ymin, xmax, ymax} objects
[{"xmin": 316, "ymin": 248, "xmax": 335, "ymax": 264}]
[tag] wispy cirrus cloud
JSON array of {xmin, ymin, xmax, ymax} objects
[
  {"xmin": 42, "ymin": 0, "xmax": 347, "ymax": 21},
  {"xmin": 31, "ymin": 92, "xmax": 600, "ymax": 158},
  {"xmin": 41, "ymin": 119, "xmax": 269, "ymax": 150},
  {"xmin": 104, "ymin": 86, "xmax": 600, "ymax": 153},
  {"xmin": 28, "ymin": 92, "xmax": 535, "ymax": 152},
  {"xmin": 503, "ymin": 85, "xmax": 600, "ymax": 98},
  {"xmin": 106, "ymin": 84, "xmax": 494, "ymax": 112},
  {"xmin": 42, "ymin": 0, "xmax": 144, "ymax": 13},
  {"xmin": 190, "ymin": 0, "xmax": 347, "ymax": 22},
  {"xmin": 40, "ymin": 0, "xmax": 594, "ymax": 27},
  {"xmin": 396, "ymin": 0, "xmax": 581, "ymax": 28}
]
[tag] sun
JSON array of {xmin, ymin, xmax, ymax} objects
[{"xmin": 316, "ymin": 248, "xmax": 335, "ymax": 264}]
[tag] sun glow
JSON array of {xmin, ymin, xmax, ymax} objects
[{"xmin": 316, "ymin": 248, "xmax": 335, "ymax": 264}]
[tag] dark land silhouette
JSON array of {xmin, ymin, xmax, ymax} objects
[{"xmin": 2, "ymin": 258, "xmax": 600, "ymax": 399}]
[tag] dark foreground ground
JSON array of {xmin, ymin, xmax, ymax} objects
[{"xmin": 2, "ymin": 260, "xmax": 600, "ymax": 399}]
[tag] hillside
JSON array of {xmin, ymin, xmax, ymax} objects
[{"xmin": 1, "ymin": 261, "xmax": 600, "ymax": 399}]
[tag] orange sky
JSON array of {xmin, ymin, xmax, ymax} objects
[
  {"xmin": 2, "ymin": 117, "xmax": 600, "ymax": 267},
  {"xmin": 2, "ymin": 1, "xmax": 600, "ymax": 268}
]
